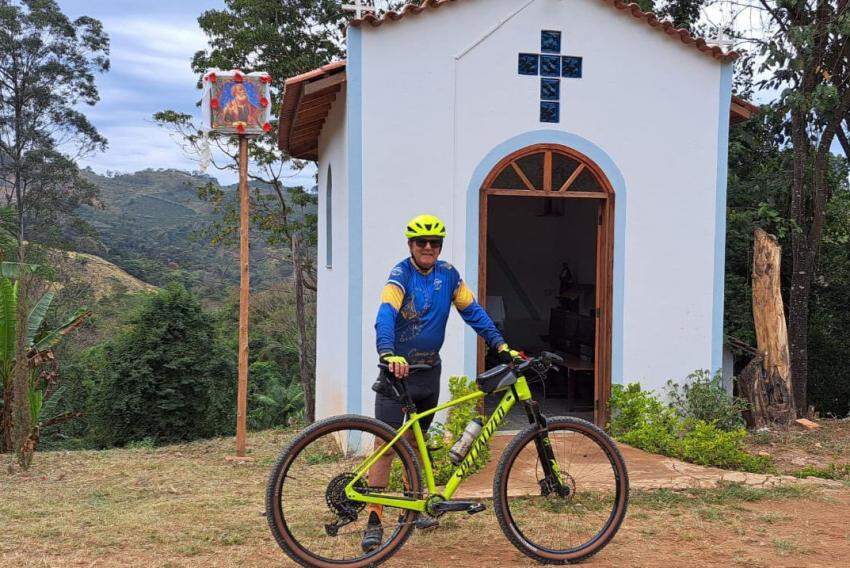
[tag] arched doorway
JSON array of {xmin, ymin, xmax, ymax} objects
[{"xmin": 478, "ymin": 144, "xmax": 614, "ymax": 426}]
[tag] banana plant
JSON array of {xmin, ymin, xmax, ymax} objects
[{"xmin": 0, "ymin": 262, "xmax": 90, "ymax": 456}]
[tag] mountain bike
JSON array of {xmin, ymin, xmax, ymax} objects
[{"xmin": 266, "ymin": 351, "xmax": 629, "ymax": 567}]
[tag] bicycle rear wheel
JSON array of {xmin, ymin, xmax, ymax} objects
[
  {"xmin": 493, "ymin": 416, "xmax": 629, "ymax": 564},
  {"xmin": 266, "ymin": 415, "xmax": 422, "ymax": 568}
]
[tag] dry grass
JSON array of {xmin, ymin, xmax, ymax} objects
[
  {"xmin": 45, "ymin": 248, "xmax": 158, "ymax": 300},
  {"xmin": 2, "ymin": 429, "xmax": 849, "ymax": 567}
]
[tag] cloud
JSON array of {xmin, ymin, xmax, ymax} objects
[
  {"xmin": 102, "ymin": 19, "xmax": 206, "ymax": 86},
  {"xmin": 104, "ymin": 19, "xmax": 208, "ymax": 57}
]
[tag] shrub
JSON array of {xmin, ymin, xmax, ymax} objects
[
  {"xmin": 247, "ymin": 360, "xmax": 304, "ymax": 430},
  {"xmin": 666, "ymin": 370, "xmax": 747, "ymax": 431},
  {"xmin": 609, "ymin": 383, "xmax": 678, "ymax": 438},
  {"xmin": 609, "ymin": 379, "xmax": 770, "ymax": 474},
  {"xmin": 678, "ymin": 420, "xmax": 770, "ymax": 472},
  {"xmin": 85, "ymin": 284, "xmax": 236, "ymax": 447}
]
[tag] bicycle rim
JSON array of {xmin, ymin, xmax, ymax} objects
[
  {"xmin": 267, "ymin": 416, "xmax": 421, "ymax": 568},
  {"xmin": 496, "ymin": 417, "xmax": 628, "ymax": 562}
]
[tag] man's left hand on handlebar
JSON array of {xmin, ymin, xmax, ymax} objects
[
  {"xmin": 380, "ymin": 353, "xmax": 410, "ymax": 379},
  {"xmin": 497, "ymin": 343, "xmax": 524, "ymax": 365}
]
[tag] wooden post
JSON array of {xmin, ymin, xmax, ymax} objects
[
  {"xmin": 236, "ymin": 135, "xmax": 250, "ymax": 456},
  {"xmin": 739, "ymin": 229, "xmax": 795, "ymax": 427}
]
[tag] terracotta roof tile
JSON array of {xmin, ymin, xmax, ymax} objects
[{"xmin": 350, "ymin": 0, "xmax": 738, "ymax": 62}]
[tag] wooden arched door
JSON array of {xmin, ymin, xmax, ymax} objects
[{"xmin": 479, "ymin": 144, "xmax": 614, "ymax": 426}]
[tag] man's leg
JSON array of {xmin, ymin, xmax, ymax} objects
[
  {"xmin": 362, "ymin": 393, "xmax": 407, "ymax": 552},
  {"xmin": 366, "ymin": 430, "xmax": 417, "ymax": 517},
  {"xmin": 367, "ymin": 393, "xmax": 406, "ymax": 517}
]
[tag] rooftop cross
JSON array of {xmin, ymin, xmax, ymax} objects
[
  {"xmin": 342, "ymin": 0, "xmax": 376, "ymax": 19},
  {"xmin": 518, "ymin": 31, "xmax": 583, "ymax": 123}
]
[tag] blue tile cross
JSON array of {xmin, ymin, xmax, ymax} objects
[{"xmin": 518, "ymin": 30, "xmax": 583, "ymax": 123}]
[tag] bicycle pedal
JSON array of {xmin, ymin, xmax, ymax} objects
[{"xmin": 466, "ymin": 503, "xmax": 486, "ymax": 515}]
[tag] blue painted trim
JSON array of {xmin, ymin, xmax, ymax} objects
[
  {"xmin": 346, "ymin": 28, "xmax": 363, "ymax": 415},
  {"xmin": 712, "ymin": 63, "xmax": 733, "ymax": 374},
  {"xmin": 464, "ymin": 130, "xmax": 626, "ymax": 386}
]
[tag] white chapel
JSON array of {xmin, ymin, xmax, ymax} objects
[{"xmin": 278, "ymin": 0, "xmax": 755, "ymax": 426}]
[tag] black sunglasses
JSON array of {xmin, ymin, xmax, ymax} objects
[{"xmin": 412, "ymin": 238, "xmax": 443, "ymax": 248}]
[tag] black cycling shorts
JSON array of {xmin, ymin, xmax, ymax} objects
[{"xmin": 374, "ymin": 364, "xmax": 441, "ymax": 433}]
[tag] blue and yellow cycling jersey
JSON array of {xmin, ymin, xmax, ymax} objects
[{"xmin": 375, "ymin": 258, "xmax": 505, "ymax": 365}]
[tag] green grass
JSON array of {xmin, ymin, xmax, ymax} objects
[
  {"xmin": 792, "ymin": 463, "xmax": 850, "ymax": 481},
  {"xmin": 631, "ymin": 482, "xmax": 811, "ymax": 510}
]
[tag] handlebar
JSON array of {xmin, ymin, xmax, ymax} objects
[
  {"xmin": 377, "ymin": 351, "xmax": 561, "ymax": 379},
  {"xmin": 377, "ymin": 363, "xmax": 432, "ymax": 371}
]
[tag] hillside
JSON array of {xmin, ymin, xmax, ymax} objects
[
  {"xmin": 66, "ymin": 168, "xmax": 303, "ymax": 302},
  {"xmin": 45, "ymin": 248, "xmax": 157, "ymax": 300}
]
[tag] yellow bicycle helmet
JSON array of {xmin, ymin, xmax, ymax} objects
[{"xmin": 404, "ymin": 214, "xmax": 447, "ymax": 239}]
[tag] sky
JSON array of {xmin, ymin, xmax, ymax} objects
[{"xmin": 57, "ymin": 0, "xmax": 315, "ymax": 187}]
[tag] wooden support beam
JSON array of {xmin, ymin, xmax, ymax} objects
[
  {"xmin": 294, "ymin": 105, "xmax": 333, "ymax": 123},
  {"xmin": 485, "ymin": 188, "xmax": 607, "ymax": 199},
  {"xmin": 559, "ymin": 163, "xmax": 586, "ymax": 192},
  {"xmin": 300, "ymin": 93, "xmax": 337, "ymax": 111},
  {"xmin": 303, "ymin": 72, "xmax": 346, "ymax": 96},
  {"xmin": 292, "ymin": 117, "xmax": 326, "ymax": 132},
  {"xmin": 510, "ymin": 161, "xmax": 536, "ymax": 191}
]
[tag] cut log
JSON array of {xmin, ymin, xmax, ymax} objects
[
  {"xmin": 742, "ymin": 229, "xmax": 795, "ymax": 427},
  {"xmin": 794, "ymin": 418, "xmax": 820, "ymax": 430}
]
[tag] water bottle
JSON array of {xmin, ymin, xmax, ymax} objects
[{"xmin": 449, "ymin": 418, "xmax": 483, "ymax": 465}]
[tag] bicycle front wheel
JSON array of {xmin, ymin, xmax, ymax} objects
[
  {"xmin": 493, "ymin": 416, "xmax": 629, "ymax": 564},
  {"xmin": 266, "ymin": 415, "xmax": 422, "ymax": 568}
]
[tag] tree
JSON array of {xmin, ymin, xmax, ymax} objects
[
  {"xmin": 723, "ymin": 67, "xmax": 850, "ymax": 419},
  {"xmin": 750, "ymin": 0, "xmax": 850, "ymax": 413},
  {"xmin": 155, "ymin": 0, "xmax": 344, "ymax": 423},
  {"xmin": 0, "ymin": 0, "xmax": 109, "ymax": 253},
  {"xmin": 86, "ymin": 284, "xmax": 235, "ymax": 448}
]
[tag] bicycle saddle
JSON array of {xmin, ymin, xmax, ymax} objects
[{"xmin": 476, "ymin": 364, "xmax": 518, "ymax": 394}]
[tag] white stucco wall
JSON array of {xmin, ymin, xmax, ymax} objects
[
  {"xmin": 315, "ymin": 86, "xmax": 349, "ymax": 419},
  {"xmin": 328, "ymin": 0, "xmax": 728, "ymax": 418}
]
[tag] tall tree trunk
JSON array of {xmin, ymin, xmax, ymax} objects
[
  {"xmin": 1, "ymin": 381, "xmax": 13, "ymax": 452},
  {"xmin": 12, "ymin": 268, "xmax": 32, "ymax": 467},
  {"xmin": 745, "ymin": 229, "xmax": 795, "ymax": 425},
  {"xmin": 291, "ymin": 232, "xmax": 315, "ymax": 424},
  {"xmin": 788, "ymin": 109, "xmax": 810, "ymax": 415}
]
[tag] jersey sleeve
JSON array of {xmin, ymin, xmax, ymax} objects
[
  {"xmin": 375, "ymin": 263, "xmax": 409, "ymax": 355},
  {"xmin": 452, "ymin": 276, "xmax": 506, "ymax": 349}
]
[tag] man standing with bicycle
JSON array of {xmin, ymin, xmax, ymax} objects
[{"xmin": 363, "ymin": 213, "xmax": 519, "ymax": 551}]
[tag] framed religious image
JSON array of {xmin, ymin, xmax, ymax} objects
[{"xmin": 202, "ymin": 69, "xmax": 272, "ymax": 135}]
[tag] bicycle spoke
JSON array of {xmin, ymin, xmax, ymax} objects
[
  {"xmin": 499, "ymin": 420, "xmax": 626, "ymax": 557},
  {"xmin": 267, "ymin": 419, "xmax": 420, "ymax": 565}
]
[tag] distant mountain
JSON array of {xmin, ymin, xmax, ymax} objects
[{"xmin": 67, "ymin": 168, "xmax": 296, "ymax": 302}]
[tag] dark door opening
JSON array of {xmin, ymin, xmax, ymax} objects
[
  {"xmin": 483, "ymin": 196, "xmax": 599, "ymax": 429},
  {"xmin": 475, "ymin": 144, "xmax": 614, "ymax": 429}
]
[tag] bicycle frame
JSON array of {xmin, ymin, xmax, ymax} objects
[{"xmin": 344, "ymin": 374, "xmax": 536, "ymax": 512}]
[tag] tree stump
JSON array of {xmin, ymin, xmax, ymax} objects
[{"xmin": 742, "ymin": 229, "xmax": 795, "ymax": 427}]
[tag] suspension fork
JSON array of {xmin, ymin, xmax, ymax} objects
[{"xmin": 520, "ymin": 393, "xmax": 568, "ymax": 495}]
